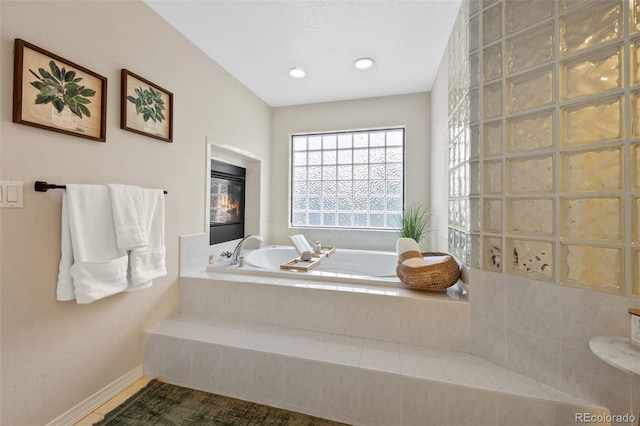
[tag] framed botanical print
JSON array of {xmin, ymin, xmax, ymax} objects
[
  {"xmin": 121, "ymin": 69, "xmax": 173, "ymax": 142},
  {"xmin": 13, "ymin": 38, "xmax": 107, "ymax": 142}
]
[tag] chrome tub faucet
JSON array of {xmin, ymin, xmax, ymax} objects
[{"xmin": 230, "ymin": 234, "xmax": 263, "ymax": 265}]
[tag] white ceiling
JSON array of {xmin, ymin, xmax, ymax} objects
[{"xmin": 144, "ymin": 0, "xmax": 462, "ymax": 107}]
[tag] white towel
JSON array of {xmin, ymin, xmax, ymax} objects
[
  {"xmin": 403, "ymin": 258, "xmax": 427, "ymax": 268},
  {"xmin": 108, "ymin": 184, "xmax": 147, "ymax": 250},
  {"xmin": 424, "ymin": 255, "xmax": 452, "ymax": 266},
  {"xmin": 127, "ymin": 188, "xmax": 166, "ymax": 290},
  {"xmin": 288, "ymin": 234, "xmax": 313, "ymax": 256},
  {"xmin": 56, "ymin": 192, "xmax": 75, "ymax": 301},
  {"xmin": 396, "ymin": 237, "xmax": 425, "ymax": 268},
  {"xmin": 57, "ymin": 184, "xmax": 129, "ymax": 303}
]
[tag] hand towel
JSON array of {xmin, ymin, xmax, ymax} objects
[
  {"xmin": 128, "ymin": 188, "xmax": 166, "ymax": 289},
  {"xmin": 288, "ymin": 234, "xmax": 313, "ymax": 256},
  {"xmin": 57, "ymin": 184, "xmax": 129, "ymax": 303},
  {"xmin": 57, "ymin": 192, "xmax": 75, "ymax": 301},
  {"xmin": 396, "ymin": 237, "xmax": 425, "ymax": 268},
  {"xmin": 108, "ymin": 184, "xmax": 147, "ymax": 250}
]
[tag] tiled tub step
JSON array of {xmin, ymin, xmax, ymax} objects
[
  {"xmin": 144, "ymin": 314, "xmax": 608, "ymax": 426},
  {"xmin": 179, "ymin": 275, "xmax": 470, "ymax": 352}
]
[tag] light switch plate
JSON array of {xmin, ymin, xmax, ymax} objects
[{"xmin": 0, "ymin": 181, "xmax": 23, "ymax": 208}]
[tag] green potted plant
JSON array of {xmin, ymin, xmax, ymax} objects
[
  {"xmin": 396, "ymin": 203, "xmax": 433, "ymax": 245},
  {"xmin": 29, "ymin": 60, "xmax": 96, "ymax": 118}
]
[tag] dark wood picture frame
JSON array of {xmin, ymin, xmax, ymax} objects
[
  {"xmin": 12, "ymin": 38, "xmax": 107, "ymax": 142},
  {"xmin": 121, "ymin": 69, "xmax": 173, "ymax": 143}
]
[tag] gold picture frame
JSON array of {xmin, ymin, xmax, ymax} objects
[
  {"xmin": 12, "ymin": 39, "xmax": 107, "ymax": 142},
  {"xmin": 121, "ymin": 69, "xmax": 173, "ymax": 142}
]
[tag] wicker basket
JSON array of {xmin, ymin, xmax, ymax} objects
[{"xmin": 396, "ymin": 252, "xmax": 461, "ymax": 291}]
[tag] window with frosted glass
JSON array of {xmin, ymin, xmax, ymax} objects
[{"xmin": 291, "ymin": 128, "xmax": 404, "ymax": 229}]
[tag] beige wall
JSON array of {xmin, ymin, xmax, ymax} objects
[
  {"xmin": 0, "ymin": 1, "xmax": 270, "ymax": 424},
  {"xmin": 270, "ymin": 93, "xmax": 431, "ymax": 251}
]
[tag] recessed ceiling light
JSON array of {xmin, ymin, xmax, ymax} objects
[
  {"xmin": 354, "ymin": 57, "xmax": 375, "ymax": 71},
  {"xmin": 289, "ymin": 67, "xmax": 306, "ymax": 78}
]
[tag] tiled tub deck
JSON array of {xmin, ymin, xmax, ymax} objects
[{"xmin": 144, "ymin": 272, "xmax": 608, "ymax": 426}]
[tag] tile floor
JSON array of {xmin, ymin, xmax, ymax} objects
[{"xmin": 73, "ymin": 376, "xmax": 153, "ymax": 426}]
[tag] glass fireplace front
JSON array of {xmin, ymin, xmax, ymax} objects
[{"xmin": 210, "ymin": 160, "xmax": 245, "ymax": 244}]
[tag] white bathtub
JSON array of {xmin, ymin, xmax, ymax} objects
[
  {"xmin": 246, "ymin": 246, "xmax": 398, "ymax": 277},
  {"xmin": 205, "ymin": 245, "xmax": 466, "ymax": 298},
  {"xmin": 206, "ymin": 245, "xmax": 402, "ymax": 285}
]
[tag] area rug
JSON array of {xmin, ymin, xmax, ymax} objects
[{"xmin": 94, "ymin": 379, "xmax": 351, "ymax": 425}]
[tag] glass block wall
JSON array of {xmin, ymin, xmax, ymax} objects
[
  {"xmin": 473, "ymin": 0, "xmax": 640, "ymax": 297},
  {"xmin": 448, "ymin": 0, "xmax": 481, "ymax": 267}
]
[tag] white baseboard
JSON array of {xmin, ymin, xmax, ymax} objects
[{"xmin": 46, "ymin": 365, "xmax": 144, "ymax": 426}]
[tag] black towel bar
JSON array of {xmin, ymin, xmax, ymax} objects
[{"xmin": 34, "ymin": 181, "xmax": 168, "ymax": 194}]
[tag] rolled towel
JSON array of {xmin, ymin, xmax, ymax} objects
[
  {"xmin": 403, "ymin": 258, "xmax": 427, "ymax": 268},
  {"xmin": 396, "ymin": 238, "xmax": 425, "ymax": 268},
  {"xmin": 424, "ymin": 255, "xmax": 452, "ymax": 266},
  {"xmin": 289, "ymin": 234, "xmax": 313, "ymax": 256}
]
